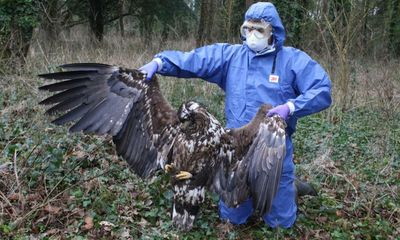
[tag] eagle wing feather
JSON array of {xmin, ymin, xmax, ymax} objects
[
  {"xmin": 246, "ymin": 116, "xmax": 286, "ymax": 215},
  {"xmin": 39, "ymin": 63, "xmax": 179, "ymax": 178},
  {"xmin": 212, "ymin": 104, "xmax": 286, "ymax": 215}
]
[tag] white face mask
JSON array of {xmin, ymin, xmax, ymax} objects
[{"xmin": 246, "ymin": 33, "xmax": 269, "ymax": 52}]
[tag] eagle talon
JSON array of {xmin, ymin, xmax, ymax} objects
[
  {"xmin": 175, "ymin": 171, "xmax": 193, "ymax": 180},
  {"xmin": 165, "ymin": 164, "xmax": 174, "ymax": 173}
]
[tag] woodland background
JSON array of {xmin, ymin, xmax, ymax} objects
[{"xmin": 0, "ymin": 0, "xmax": 399, "ymax": 239}]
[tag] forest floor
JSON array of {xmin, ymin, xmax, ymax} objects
[{"xmin": 0, "ymin": 37, "xmax": 399, "ymax": 239}]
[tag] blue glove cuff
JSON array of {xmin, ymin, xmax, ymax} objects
[{"xmin": 153, "ymin": 58, "xmax": 163, "ymax": 71}]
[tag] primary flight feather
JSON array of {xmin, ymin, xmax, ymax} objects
[{"xmin": 38, "ymin": 63, "xmax": 286, "ymax": 231}]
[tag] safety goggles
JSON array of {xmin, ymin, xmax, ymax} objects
[{"xmin": 240, "ymin": 20, "xmax": 272, "ymax": 39}]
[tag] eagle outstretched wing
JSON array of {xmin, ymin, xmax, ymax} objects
[
  {"xmin": 213, "ymin": 104, "xmax": 286, "ymax": 215},
  {"xmin": 39, "ymin": 63, "xmax": 179, "ymax": 178},
  {"xmin": 39, "ymin": 63, "xmax": 287, "ymax": 230}
]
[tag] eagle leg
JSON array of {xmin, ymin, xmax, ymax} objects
[{"xmin": 175, "ymin": 171, "xmax": 193, "ymax": 180}]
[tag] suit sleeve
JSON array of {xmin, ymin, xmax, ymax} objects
[
  {"xmin": 288, "ymin": 50, "xmax": 332, "ymax": 118},
  {"xmin": 154, "ymin": 43, "xmax": 232, "ymax": 90}
]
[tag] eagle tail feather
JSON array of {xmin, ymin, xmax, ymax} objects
[{"xmin": 172, "ymin": 202, "xmax": 199, "ymax": 232}]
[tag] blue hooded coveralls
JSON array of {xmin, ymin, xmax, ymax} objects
[{"xmin": 154, "ymin": 2, "xmax": 331, "ymax": 228}]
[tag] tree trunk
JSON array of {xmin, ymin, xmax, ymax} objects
[
  {"xmin": 225, "ymin": 0, "xmax": 234, "ymax": 41},
  {"xmin": 119, "ymin": 0, "xmax": 125, "ymax": 37},
  {"xmin": 88, "ymin": 0, "xmax": 104, "ymax": 42},
  {"xmin": 387, "ymin": 0, "xmax": 400, "ymax": 56},
  {"xmin": 197, "ymin": 0, "xmax": 216, "ymax": 46},
  {"xmin": 359, "ymin": 0, "xmax": 371, "ymax": 56}
]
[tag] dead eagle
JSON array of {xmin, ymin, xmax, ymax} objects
[{"xmin": 38, "ymin": 63, "xmax": 286, "ymax": 231}]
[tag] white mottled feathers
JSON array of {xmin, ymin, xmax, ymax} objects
[{"xmin": 39, "ymin": 63, "xmax": 287, "ymax": 231}]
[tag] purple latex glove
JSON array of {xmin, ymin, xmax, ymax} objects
[
  {"xmin": 139, "ymin": 60, "xmax": 158, "ymax": 80},
  {"xmin": 267, "ymin": 104, "xmax": 290, "ymax": 120}
]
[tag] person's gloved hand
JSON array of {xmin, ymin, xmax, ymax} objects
[
  {"xmin": 139, "ymin": 60, "xmax": 158, "ymax": 81},
  {"xmin": 267, "ymin": 104, "xmax": 290, "ymax": 120}
]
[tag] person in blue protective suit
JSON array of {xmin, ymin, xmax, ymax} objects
[{"xmin": 139, "ymin": 2, "xmax": 331, "ymax": 228}]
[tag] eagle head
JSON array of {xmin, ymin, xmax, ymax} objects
[
  {"xmin": 177, "ymin": 101, "xmax": 221, "ymax": 136},
  {"xmin": 177, "ymin": 101, "xmax": 203, "ymax": 122}
]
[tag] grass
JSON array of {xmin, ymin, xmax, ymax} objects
[{"xmin": 0, "ymin": 34, "xmax": 399, "ymax": 239}]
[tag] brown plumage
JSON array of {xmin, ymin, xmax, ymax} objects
[{"xmin": 38, "ymin": 63, "xmax": 286, "ymax": 231}]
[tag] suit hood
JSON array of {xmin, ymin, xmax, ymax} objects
[{"xmin": 244, "ymin": 2, "xmax": 286, "ymax": 50}]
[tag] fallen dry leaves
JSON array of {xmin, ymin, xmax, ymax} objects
[
  {"xmin": 44, "ymin": 204, "xmax": 61, "ymax": 215},
  {"xmin": 83, "ymin": 216, "xmax": 94, "ymax": 230}
]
